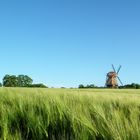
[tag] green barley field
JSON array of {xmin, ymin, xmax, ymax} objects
[{"xmin": 0, "ymin": 88, "xmax": 140, "ymax": 140}]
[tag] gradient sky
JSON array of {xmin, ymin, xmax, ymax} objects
[{"xmin": 0, "ymin": 0, "xmax": 140, "ymax": 87}]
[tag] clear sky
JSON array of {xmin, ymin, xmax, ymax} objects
[{"xmin": 0, "ymin": 0, "xmax": 140, "ymax": 87}]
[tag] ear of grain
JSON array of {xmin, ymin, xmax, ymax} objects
[{"xmin": 0, "ymin": 88, "xmax": 139, "ymax": 140}]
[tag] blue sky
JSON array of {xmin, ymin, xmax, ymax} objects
[{"xmin": 0, "ymin": 0, "xmax": 140, "ymax": 87}]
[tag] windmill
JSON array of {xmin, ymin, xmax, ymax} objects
[{"xmin": 106, "ymin": 65, "xmax": 123, "ymax": 88}]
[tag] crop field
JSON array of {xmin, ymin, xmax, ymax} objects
[{"xmin": 0, "ymin": 88, "xmax": 140, "ymax": 140}]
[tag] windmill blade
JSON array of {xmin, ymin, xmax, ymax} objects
[
  {"xmin": 117, "ymin": 65, "xmax": 122, "ymax": 74},
  {"xmin": 112, "ymin": 64, "xmax": 116, "ymax": 73},
  {"xmin": 117, "ymin": 76, "xmax": 123, "ymax": 86}
]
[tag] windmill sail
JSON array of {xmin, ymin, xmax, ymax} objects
[
  {"xmin": 117, "ymin": 65, "xmax": 122, "ymax": 74},
  {"xmin": 112, "ymin": 64, "xmax": 116, "ymax": 73}
]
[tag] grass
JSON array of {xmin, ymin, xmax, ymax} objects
[{"xmin": 0, "ymin": 88, "xmax": 139, "ymax": 140}]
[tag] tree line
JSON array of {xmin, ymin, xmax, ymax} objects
[
  {"xmin": 0, "ymin": 75, "xmax": 47, "ymax": 88},
  {"xmin": 78, "ymin": 84, "xmax": 98, "ymax": 88},
  {"xmin": 119, "ymin": 83, "xmax": 140, "ymax": 89},
  {"xmin": 78, "ymin": 83, "xmax": 140, "ymax": 89},
  {"xmin": 0, "ymin": 75, "xmax": 140, "ymax": 89}
]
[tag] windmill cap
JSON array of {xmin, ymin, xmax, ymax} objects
[{"xmin": 107, "ymin": 72, "xmax": 117, "ymax": 77}]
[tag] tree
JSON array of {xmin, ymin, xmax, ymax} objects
[
  {"xmin": 0, "ymin": 83, "xmax": 2, "ymax": 87},
  {"xmin": 3, "ymin": 75, "xmax": 18, "ymax": 87},
  {"xmin": 136, "ymin": 84, "xmax": 140, "ymax": 89},
  {"xmin": 87, "ymin": 84, "xmax": 96, "ymax": 88},
  {"xmin": 17, "ymin": 75, "xmax": 33, "ymax": 87},
  {"xmin": 2, "ymin": 74, "xmax": 49, "ymax": 88},
  {"xmin": 79, "ymin": 84, "xmax": 97, "ymax": 89},
  {"xmin": 29, "ymin": 83, "xmax": 48, "ymax": 88},
  {"xmin": 78, "ymin": 84, "xmax": 85, "ymax": 88},
  {"xmin": 3, "ymin": 74, "xmax": 33, "ymax": 87},
  {"xmin": 131, "ymin": 83, "xmax": 136, "ymax": 89},
  {"xmin": 120, "ymin": 83, "xmax": 140, "ymax": 89}
]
